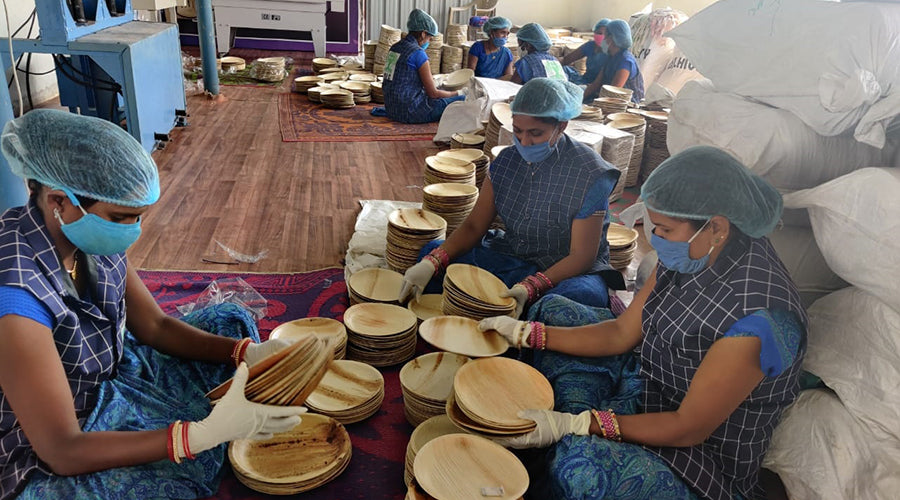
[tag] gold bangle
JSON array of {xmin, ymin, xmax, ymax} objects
[{"xmin": 172, "ymin": 420, "xmax": 183, "ymax": 464}]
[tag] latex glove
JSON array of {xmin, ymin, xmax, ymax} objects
[
  {"xmin": 478, "ymin": 316, "xmax": 531, "ymax": 348},
  {"xmin": 243, "ymin": 338, "xmax": 292, "ymax": 367},
  {"xmin": 494, "ymin": 409, "xmax": 592, "ymax": 449},
  {"xmin": 188, "ymin": 363, "xmax": 306, "ymax": 455},
  {"xmin": 456, "ymin": 87, "xmax": 468, "ymax": 98},
  {"xmin": 500, "ymin": 284, "xmax": 529, "ymax": 319},
  {"xmin": 399, "ymin": 260, "xmax": 436, "ymax": 303}
]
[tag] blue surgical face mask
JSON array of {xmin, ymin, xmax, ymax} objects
[
  {"xmin": 493, "ymin": 37, "xmax": 508, "ymax": 47},
  {"xmin": 421, "ymin": 40, "xmax": 430, "ymax": 50},
  {"xmin": 650, "ymin": 219, "xmax": 714, "ymax": 274},
  {"xmin": 513, "ymin": 126, "xmax": 561, "ymax": 163},
  {"xmin": 600, "ymin": 39, "xmax": 610, "ymax": 54},
  {"xmin": 53, "ymin": 193, "xmax": 142, "ymax": 256}
]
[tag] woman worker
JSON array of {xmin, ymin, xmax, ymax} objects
[
  {"xmin": 560, "ymin": 18, "xmax": 610, "ymax": 87},
  {"xmin": 383, "ymin": 9, "xmax": 465, "ymax": 124},
  {"xmin": 479, "ymin": 146, "xmax": 807, "ymax": 500},
  {"xmin": 400, "ymin": 78, "xmax": 623, "ymax": 316},
  {"xmin": 582, "ymin": 19, "xmax": 644, "ymax": 104},
  {"xmin": 510, "ymin": 23, "xmax": 567, "ymax": 84},
  {"xmin": 0, "ymin": 110, "xmax": 303, "ymax": 499},
  {"xmin": 466, "ymin": 16, "xmax": 514, "ymax": 79}
]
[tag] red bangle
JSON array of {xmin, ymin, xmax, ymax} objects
[
  {"xmin": 427, "ymin": 247, "xmax": 450, "ymax": 271},
  {"xmin": 232, "ymin": 338, "xmax": 252, "ymax": 367},
  {"xmin": 166, "ymin": 422, "xmax": 177, "ymax": 462},
  {"xmin": 182, "ymin": 421, "xmax": 195, "ymax": 460},
  {"xmin": 423, "ymin": 254, "xmax": 441, "ymax": 273},
  {"xmin": 535, "ymin": 272, "xmax": 553, "ymax": 290},
  {"xmin": 596, "ymin": 409, "xmax": 622, "ymax": 442}
]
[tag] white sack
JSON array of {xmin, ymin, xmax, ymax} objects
[
  {"xmin": 643, "ymin": 48, "xmax": 703, "ymax": 106},
  {"xmin": 474, "ymin": 77, "xmax": 520, "ymax": 123},
  {"xmin": 344, "ymin": 199, "xmax": 421, "ymax": 280},
  {"xmin": 633, "ymin": 8, "xmax": 689, "ymax": 90},
  {"xmin": 766, "ymin": 225, "xmax": 848, "ymax": 308},
  {"xmin": 434, "ymin": 97, "xmax": 486, "ymax": 143}
]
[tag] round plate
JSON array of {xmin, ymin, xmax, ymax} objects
[
  {"xmin": 347, "ymin": 267, "xmax": 403, "ymax": 302},
  {"xmin": 425, "ymin": 156, "xmax": 476, "ymax": 176},
  {"xmin": 400, "ymin": 352, "xmax": 470, "ymax": 401},
  {"xmin": 436, "ymin": 148, "xmax": 484, "ymax": 163},
  {"xmin": 306, "ymin": 360, "xmax": 384, "ymax": 412},
  {"xmin": 312, "ymin": 57, "xmax": 338, "ymax": 66},
  {"xmin": 418, "ymin": 316, "xmax": 508, "ymax": 358},
  {"xmin": 443, "ymin": 68, "xmax": 474, "ymax": 88},
  {"xmin": 349, "ymin": 73, "xmax": 378, "ymax": 82},
  {"xmin": 270, "ymin": 317, "xmax": 347, "ymax": 346},
  {"xmin": 608, "ymin": 118, "xmax": 645, "ymax": 130},
  {"xmin": 453, "ymin": 357, "xmax": 553, "ymax": 428},
  {"xmin": 602, "ymin": 84, "xmax": 631, "ymax": 96},
  {"xmin": 451, "ymin": 133, "xmax": 484, "ymax": 146},
  {"xmin": 606, "ymin": 222, "xmax": 639, "ymax": 247},
  {"xmin": 423, "ymin": 183, "xmax": 479, "ymax": 198},
  {"xmin": 388, "ymin": 208, "xmax": 447, "ymax": 232},
  {"xmin": 343, "ymin": 302, "xmax": 417, "ymax": 337},
  {"xmin": 490, "ymin": 102, "xmax": 513, "ymax": 126},
  {"xmin": 410, "ymin": 414, "xmax": 468, "ymax": 454},
  {"xmin": 339, "ymin": 81, "xmax": 371, "ymax": 92},
  {"xmin": 407, "ymin": 294, "xmax": 444, "ymax": 321},
  {"xmin": 445, "ymin": 264, "xmax": 515, "ymax": 308}
]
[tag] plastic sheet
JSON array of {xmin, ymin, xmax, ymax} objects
[{"xmin": 176, "ymin": 277, "xmax": 268, "ymax": 320}]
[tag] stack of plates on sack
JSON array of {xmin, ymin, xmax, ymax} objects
[
  {"xmin": 422, "ymin": 183, "xmax": 478, "ymax": 236},
  {"xmin": 579, "ymin": 105, "xmax": 603, "ymax": 121},
  {"xmin": 319, "ymin": 72, "xmax": 349, "ymax": 84},
  {"xmin": 374, "ymin": 25, "xmax": 402, "ymax": 73},
  {"xmin": 593, "ymin": 96, "xmax": 629, "ymax": 116},
  {"xmin": 386, "ymin": 208, "xmax": 447, "ymax": 273},
  {"xmin": 440, "ymin": 45, "xmax": 463, "ymax": 74},
  {"xmin": 293, "ymin": 75, "xmax": 322, "ymax": 94},
  {"xmin": 312, "ymin": 57, "xmax": 338, "ymax": 73},
  {"xmin": 440, "ymin": 264, "xmax": 517, "ymax": 320},
  {"xmin": 219, "ymin": 56, "xmax": 246, "ymax": 71},
  {"xmin": 320, "ymin": 89, "xmax": 356, "ymax": 109},
  {"xmin": 607, "ymin": 222, "xmax": 639, "ymax": 271},
  {"xmin": 424, "ymin": 156, "xmax": 476, "ymax": 186},
  {"xmin": 370, "ymin": 81, "xmax": 384, "ymax": 103},
  {"xmin": 641, "ymin": 110, "xmax": 670, "ymax": 183},
  {"xmin": 401, "ymin": 352, "xmax": 470, "ymax": 426},
  {"xmin": 269, "ymin": 317, "xmax": 348, "ymax": 360},
  {"xmin": 229, "ymin": 414, "xmax": 351, "ymax": 494},
  {"xmin": 450, "ymin": 132, "xmax": 485, "ymax": 150},
  {"xmin": 484, "ymin": 102, "xmax": 513, "ymax": 155},
  {"xmin": 426, "ymin": 33, "xmax": 443, "ymax": 75},
  {"xmin": 344, "ymin": 302, "xmax": 418, "ymax": 367},
  {"xmin": 447, "ymin": 357, "xmax": 552, "ymax": 438},
  {"xmin": 407, "ymin": 294, "xmax": 444, "ymax": 323},
  {"xmin": 442, "ymin": 68, "xmax": 474, "ymax": 91},
  {"xmin": 339, "ymin": 81, "xmax": 372, "ymax": 104},
  {"xmin": 347, "ymin": 267, "xmax": 404, "ymax": 305},
  {"xmin": 490, "ymin": 145, "xmax": 510, "ymax": 161},
  {"xmin": 206, "ymin": 334, "xmax": 332, "ymax": 406},
  {"xmin": 349, "ymin": 72, "xmax": 378, "ymax": 83},
  {"xmin": 250, "ymin": 57, "xmax": 286, "ymax": 82},
  {"xmin": 413, "ymin": 434, "xmax": 529, "ymax": 499},
  {"xmin": 419, "ymin": 315, "xmax": 508, "ymax": 358},
  {"xmin": 436, "ymin": 149, "xmax": 488, "ymax": 188},
  {"xmin": 340, "ymin": 60, "xmax": 363, "ymax": 71},
  {"xmin": 404, "ymin": 415, "xmax": 468, "ymax": 486},
  {"xmin": 607, "ymin": 113, "xmax": 647, "ymax": 188},
  {"xmin": 305, "ymin": 359, "xmax": 384, "ymax": 424},
  {"xmin": 318, "ymin": 67, "xmax": 346, "ymax": 75},
  {"xmin": 364, "ymin": 40, "xmax": 378, "ymax": 71},
  {"xmin": 445, "ymin": 24, "xmax": 467, "ymax": 47},
  {"xmin": 600, "ymin": 84, "xmax": 633, "ymax": 102}
]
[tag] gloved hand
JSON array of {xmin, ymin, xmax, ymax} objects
[
  {"xmin": 243, "ymin": 338, "xmax": 292, "ymax": 367},
  {"xmin": 500, "ymin": 283, "xmax": 529, "ymax": 319},
  {"xmin": 478, "ymin": 316, "xmax": 531, "ymax": 348},
  {"xmin": 456, "ymin": 87, "xmax": 468, "ymax": 98},
  {"xmin": 399, "ymin": 260, "xmax": 436, "ymax": 303},
  {"xmin": 494, "ymin": 409, "xmax": 591, "ymax": 449},
  {"xmin": 188, "ymin": 363, "xmax": 307, "ymax": 455}
]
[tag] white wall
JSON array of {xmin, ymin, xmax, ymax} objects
[
  {"xmin": 496, "ymin": 0, "xmax": 716, "ymax": 32},
  {"xmin": 1, "ymin": 0, "xmax": 59, "ymax": 113}
]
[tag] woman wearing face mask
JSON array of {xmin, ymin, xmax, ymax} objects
[
  {"xmin": 510, "ymin": 23, "xmax": 567, "ymax": 84},
  {"xmin": 400, "ymin": 78, "xmax": 622, "ymax": 316},
  {"xmin": 466, "ymin": 16, "xmax": 514, "ymax": 79},
  {"xmin": 382, "ymin": 9, "xmax": 465, "ymax": 124},
  {"xmin": 560, "ymin": 18, "xmax": 610, "ymax": 86},
  {"xmin": 0, "ymin": 110, "xmax": 305, "ymax": 500},
  {"xmin": 582, "ymin": 18, "xmax": 644, "ymax": 103},
  {"xmin": 478, "ymin": 146, "xmax": 806, "ymax": 500}
]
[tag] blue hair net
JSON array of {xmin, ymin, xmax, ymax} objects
[
  {"xmin": 482, "ymin": 16, "xmax": 511, "ymax": 35},
  {"xmin": 1, "ymin": 109, "xmax": 159, "ymax": 207},
  {"xmin": 407, "ymin": 9, "xmax": 439, "ymax": 36},
  {"xmin": 640, "ymin": 146, "xmax": 783, "ymax": 238},
  {"xmin": 516, "ymin": 23, "xmax": 552, "ymax": 52},
  {"xmin": 606, "ymin": 19, "xmax": 633, "ymax": 50},
  {"xmin": 593, "ymin": 18, "xmax": 611, "ymax": 33},
  {"xmin": 510, "ymin": 78, "xmax": 584, "ymax": 122}
]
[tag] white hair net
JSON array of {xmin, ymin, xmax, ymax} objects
[{"xmin": 510, "ymin": 78, "xmax": 584, "ymax": 122}]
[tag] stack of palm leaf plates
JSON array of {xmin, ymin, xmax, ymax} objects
[
  {"xmin": 450, "ymin": 131, "xmax": 485, "ymax": 150},
  {"xmin": 293, "ymin": 75, "xmax": 323, "ymax": 94},
  {"xmin": 312, "ymin": 57, "xmax": 338, "ymax": 73},
  {"xmin": 407, "ymin": 294, "xmax": 444, "ymax": 323},
  {"xmin": 422, "ymin": 183, "xmax": 478, "ymax": 236},
  {"xmin": 418, "ymin": 316, "xmax": 508, "ymax": 358},
  {"xmin": 269, "ymin": 317, "xmax": 347, "ymax": 360},
  {"xmin": 436, "ymin": 148, "xmax": 489, "ymax": 189},
  {"xmin": 606, "ymin": 222, "xmax": 639, "ymax": 270},
  {"xmin": 400, "ymin": 352, "xmax": 470, "ymax": 426},
  {"xmin": 370, "ymin": 81, "xmax": 384, "ymax": 103},
  {"xmin": 320, "ymin": 88, "xmax": 355, "ymax": 109},
  {"xmin": 347, "ymin": 267, "xmax": 404, "ymax": 305},
  {"xmin": 305, "ymin": 359, "xmax": 384, "ymax": 424},
  {"xmin": 484, "ymin": 102, "xmax": 513, "ymax": 155},
  {"xmin": 404, "ymin": 415, "xmax": 469, "ymax": 486},
  {"xmin": 424, "ymin": 156, "xmax": 476, "ymax": 186},
  {"xmin": 343, "ymin": 302, "xmax": 418, "ymax": 367},
  {"xmin": 441, "ymin": 264, "xmax": 516, "ymax": 320},
  {"xmin": 386, "ymin": 208, "xmax": 447, "ymax": 273}
]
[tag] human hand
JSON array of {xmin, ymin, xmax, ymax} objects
[
  {"xmin": 456, "ymin": 87, "xmax": 468, "ymax": 98},
  {"xmin": 478, "ymin": 316, "xmax": 530, "ymax": 348},
  {"xmin": 493, "ymin": 409, "xmax": 591, "ymax": 449},
  {"xmin": 399, "ymin": 260, "xmax": 436, "ymax": 303},
  {"xmin": 188, "ymin": 363, "xmax": 306, "ymax": 455},
  {"xmin": 243, "ymin": 338, "xmax": 292, "ymax": 367},
  {"xmin": 500, "ymin": 283, "xmax": 529, "ymax": 318}
]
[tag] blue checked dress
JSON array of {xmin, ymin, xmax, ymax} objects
[
  {"xmin": 383, "ymin": 35, "xmax": 463, "ymax": 124},
  {"xmin": 0, "ymin": 202, "xmax": 258, "ymax": 500},
  {"xmin": 514, "ymin": 51, "xmax": 566, "ymax": 83}
]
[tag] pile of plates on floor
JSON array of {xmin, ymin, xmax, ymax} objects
[
  {"xmin": 206, "ymin": 334, "xmax": 332, "ymax": 406},
  {"xmin": 484, "ymin": 102, "xmax": 513, "ymax": 155},
  {"xmin": 440, "ymin": 45, "xmax": 463, "ymax": 73},
  {"xmin": 424, "ymin": 155, "xmax": 476, "ymax": 186},
  {"xmin": 447, "ymin": 357, "xmax": 553, "ymax": 438},
  {"xmin": 400, "ymin": 352, "xmax": 470, "ymax": 426},
  {"xmin": 437, "ymin": 148, "xmax": 489, "ymax": 189},
  {"xmin": 426, "ymin": 33, "xmax": 443, "ymax": 75},
  {"xmin": 339, "ymin": 81, "xmax": 372, "ymax": 104},
  {"xmin": 369, "ymin": 81, "xmax": 384, "ymax": 103},
  {"xmin": 440, "ymin": 263, "xmax": 517, "ymax": 320},
  {"xmin": 347, "ymin": 267, "xmax": 404, "ymax": 305},
  {"xmin": 305, "ymin": 359, "xmax": 384, "ymax": 424},
  {"xmin": 250, "ymin": 57, "xmax": 287, "ymax": 82},
  {"xmin": 219, "ymin": 56, "xmax": 246, "ymax": 71},
  {"xmin": 450, "ymin": 132, "xmax": 484, "ymax": 150},
  {"xmin": 404, "ymin": 415, "xmax": 468, "ymax": 486},
  {"xmin": 229, "ymin": 414, "xmax": 351, "ymax": 494},
  {"xmin": 364, "ymin": 40, "xmax": 378, "ymax": 72},
  {"xmin": 344, "ymin": 302, "xmax": 418, "ymax": 367},
  {"xmin": 293, "ymin": 75, "xmax": 322, "ymax": 94},
  {"xmin": 320, "ymin": 88, "xmax": 356, "ymax": 109},
  {"xmin": 607, "ymin": 222, "xmax": 640, "ymax": 271},
  {"xmin": 641, "ymin": 110, "xmax": 670, "ymax": 183},
  {"xmin": 307, "ymin": 83, "xmax": 339, "ymax": 103},
  {"xmin": 374, "ymin": 25, "xmax": 402, "ymax": 75},
  {"xmin": 386, "ymin": 208, "xmax": 447, "ymax": 273},
  {"xmin": 607, "ymin": 112, "xmax": 646, "ymax": 188},
  {"xmin": 312, "ymin": 57, "xmax": 338, "ymax": 73},
  {"xmin": 445, "ymin": 24, "xmax": 467, "ymax": 47},
  {"xmin": 340, "ymin": 60, "xmax": 363, "ymax": 71},
  {"xmin": 442, "ymin": 68, "xmax": 474, "ymax": 91},
  {"xmin": 407, "ymin": 294, "xmax": 443, "ymax": 323},
  {"xmin": 579, "ymin": 104, "xmax": 603, "ymax": 121},
  {"xmin": 422, "ymin": 182, "xmax": 478, "ymax": 236},
  {"xmin": 600, "ymin": 84, "xmax": 633, "ymax": 102},
  {"xmin": 269, "ymin": 317, "xmax": 348, "ymax": 360},
  {"xmin": 593, "ymin": 96, "xmax": 629, "ymax": 116},
  {"xmin": 419, "ymin": 316, "xmax": 508, "ymax": 358},
  {"xmin": 600, "ymin": 127, "xmax": 635, "ymax": 202},
  {"xmin": 349, "ymin": 72, "xmax": 378, "ymax": 83}
]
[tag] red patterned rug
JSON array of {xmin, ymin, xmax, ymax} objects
[
  {"xmin": 137, "ymin": 268, "xmax": 410, "ymax": 500},
  {"xmin": 278, "ymin": 92, "xmax": 438, "ymax": 143}
]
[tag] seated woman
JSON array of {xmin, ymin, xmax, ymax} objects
[
  {"xmin": 560, "ymin": 18, "xmax": 610, "ymax": 86},
  {"xmin": 510, "ymin": 23, "xmax": 567, "ymax": 84},
  {"xmin": 479, "ymin": 146, "xmax": 807, "ymax": 500},
  {"xmin": 466, "ymin": 16, "xmax": 514, "ymax": 79},
  {"xmin": 582, "ymin": 19, "xmax": 644, "ymax": 103},
  {"xmin": 383, "ymin": 9, "xmax": 465, "ymax": 124},
  {"xmin": 0, "ymin": 110, "xmax": 303, "ymax": 499},
  {"xmin": 400, "ymin": 78, "xmax": 623, "ymax": 315}
]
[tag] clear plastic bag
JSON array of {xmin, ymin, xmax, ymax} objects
[{"xmin": 176, "ymin": 277, "xmax": 268, "ymax": 321}]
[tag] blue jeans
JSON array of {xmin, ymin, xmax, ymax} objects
[{"xmin": 425, "ymin": 94, "xmax": 466, "ymax": 123}]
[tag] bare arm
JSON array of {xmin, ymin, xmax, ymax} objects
[
  {"xmin": 438, "ymin": 178, "xmax": 497, "ymax": 259},
  {"xmin": 418, "ymin": 63, "xmax": 458, "ymax": 99},
  {"xmin": 559, "ymin": 47, "xmax": 585, "ymax": 67},
  {"xmin": 610, "ymin": 68, "xmax": 631, "ymax": 88},
  {"xmin": 510, "ymin": 69, "xmax": 523, "ymax": 85},
  {"xmin": 498, "ymin": 61, "xmax": 514, "ymax": 80},
  {"xmin": 466, "ymin": 53, "xmax": 478, "ymax": 71},
  {"xmin": 584, "ymin": 68, "xmax": 605, "ymax": 101}
]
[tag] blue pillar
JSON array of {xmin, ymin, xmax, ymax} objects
[
  {"xmin": 0, "ymin": 87, "xmax": 28, "ymax": 212},
  {"xmin": 195, "ymin": 0, "xmax": 219, "ymax": 95}
]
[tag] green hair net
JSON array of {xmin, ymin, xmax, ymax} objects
[
  {"xmin": 1, "ymin": 109, "xmax": 160, "ymax": 207},
  {"xmin": 640, "ymin": 146, "xmax": 783, "ymax": 238},
  {"xmin": 407, "ymin": 9, "xmax": 439, "ymax": 36},
  {"xmin": 510, "ymin": 78, "xmax": 584, "ymax": 122},
  {"xmin": 606, "ymin": 19, "xmax": 633, "ymax": 50},
  {"xmin": 593, "ymin": 18, "xmax": 611, "ymax": 33},
  {"xmin": 516, "ymin": 23, "xmax": 552, "ymax": 52},
  {"xmin": 482, "ymin": 16, "xmax": 511, "ymax": 35}
]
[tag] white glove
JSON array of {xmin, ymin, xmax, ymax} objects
[
  {"xmin": 188, "ymin": 363, "xmax": 307, "ymax": 455},
  {"xmin": 399, "ymin": 260, "xmax": 436, "ymax": 303},
  {"xmin": 500, "ymin": 284, "xmax": 529, "ymax": 319},
  {"xmin": 456, "ymin": 87, "xmax": 468, "ymax": 98},
  {"xmin": 478, "ymin": 316, "xmax": 532, "ymax": 348},
  {"xmin": 494, "ymin": 409, "xmax": 592, "ymax": 449},
  {"xmin": 243, "ymin": 338, "xmax": 292, "ymax": 367}
]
